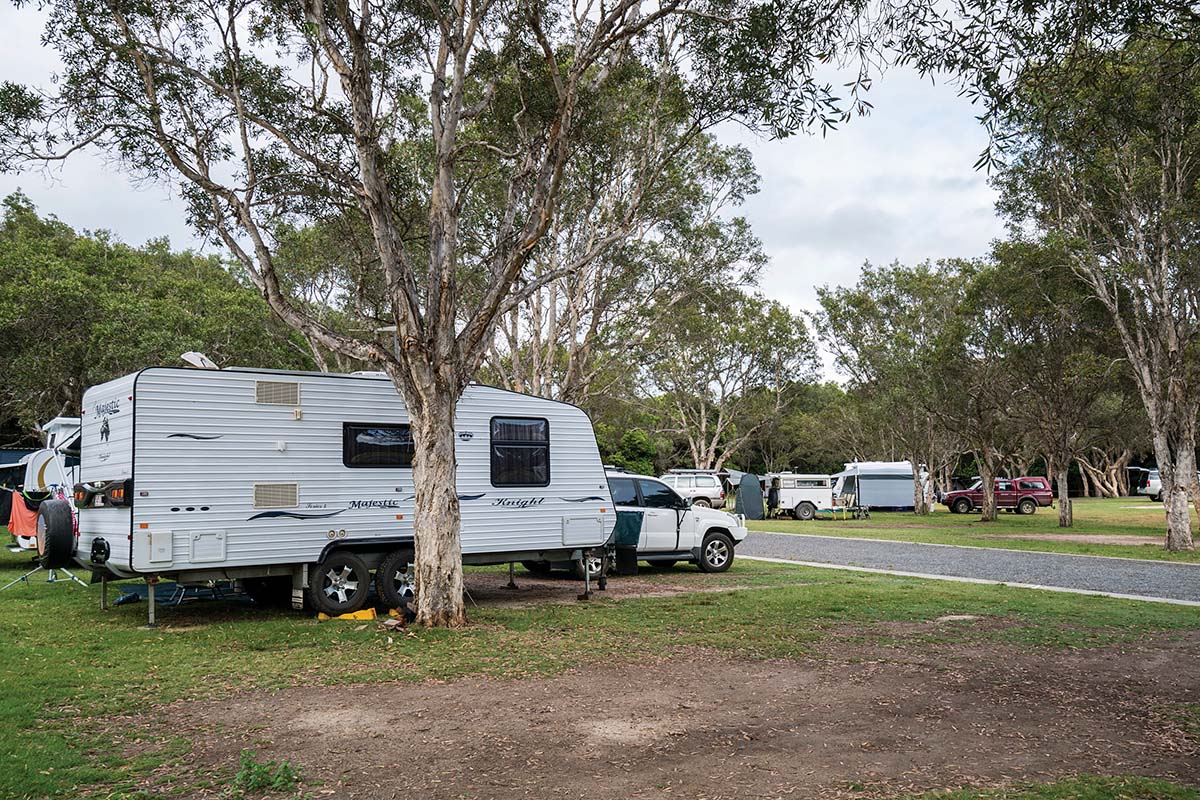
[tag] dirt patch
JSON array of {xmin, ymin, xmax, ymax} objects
[
  {"xmin": 138, "ymin": 632, "xmax": 1200, "ymax": 799},
  {"xmin": 461, "ymin": 569, "xmax": 758, "ymax": 608},
  {"xmin": 976, "ymin": 533, "xmax": 1162, "ymax": 546}
]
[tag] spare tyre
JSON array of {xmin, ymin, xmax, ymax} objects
[{"xmin": 37, "ymin": 499, "xmax": 76, "ymax": 569}]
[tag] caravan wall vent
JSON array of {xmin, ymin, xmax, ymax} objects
[
  {"xmin": 254, "ymin": 483, "xmax": 299, "ymax": 508},
  {"xmin": 255, "ymin": 380, "xmax": 300, "ymax": 406}
]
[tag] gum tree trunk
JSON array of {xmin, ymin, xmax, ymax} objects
[
  {"xmin": 1056, "ymin": 467, "xmax": 1072, "ymax": 528},
  {"xmin": 1154, "ymin": 431, "xmax": 1196, "ymax": 552},
  {"xmin": 911, "ymin": 462, "xmax": 928, "ymax": 516},
  {"xmin": 408, "ymin": 387, "xmax": 467, "ymax": 627},
  {"xmin": 979, "ymin": 457, "xmax": 998, "ymax": 522}
]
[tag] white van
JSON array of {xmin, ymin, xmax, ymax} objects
[{"xmin": 38, "ymin": 367, "xmax": 615, "ymax": 619}]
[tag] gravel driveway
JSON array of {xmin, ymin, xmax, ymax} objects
[{"xmin": 739, "ymin": 532, "xmax": 1200, "ymax": 603}]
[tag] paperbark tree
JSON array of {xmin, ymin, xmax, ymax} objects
[
  {"xmin": 974, "ymin": 237, "xmax": 1133, "ymax": 527},
  {"xmin": 647, "ymin": 292, "xmax": 816, "ymax": 471},
  {"xmin": 996, "ymin": 36, "xmax": 1200, "ymax": 549},
  {"xmin": 1, "ymin": 0, "xmax": 916, "ymax": 625},
  {"xmin": 814, "ymin": 261, "xmax": 964, "ymax": 515},
  {"xmin": 489, "ymin": 131, "xmax": 764, "ymax": 405}
]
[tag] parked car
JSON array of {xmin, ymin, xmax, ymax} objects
[
  {"xmin": 941, "ymin": 476, "xmax": 1052, "ymax": 515},
  {"xmin": 659, "ymin": 470, "xmax": 727, "ymax": 507},
  {"xmin": 1137, "ymin": 469, "xmax": 1200, "ymax": 501},
  {"xmin": 1139, "ymin": 469, "xmax": 1162, "ymax": 501}
]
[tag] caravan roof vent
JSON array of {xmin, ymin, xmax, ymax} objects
[
  {"xmin": 253, "ymin": 483, "xmax": 298, "ymax": 508},
  {"xmin": 255, "ymin": 380, "xmax": 300, "ymax": 406}
]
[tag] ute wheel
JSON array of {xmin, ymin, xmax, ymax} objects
[
  {"xmin": 952, "ymin": 498, "xmax": 973, "ymax": 515},
  {"xmin": 522, "ymin": 560, "xmax": 552, "ymax": 575},
  {"xmin": 36, "ymin": 500, "xmax": 75, "ymax": 569},
  {"xmin": 242, "ymin": 576, "xmax": 292, "ymax": 607},
  {"xmin": 1152, "ymin": 494, "xmax": 1162, "ymax": 503},
  {"xmin": 572, "ymin": 553, "xmax": 605, "ymax": 581},
  {"xmin": 698, "ymin": 531, "xmax": 734, "ymax": 573},
  {"xmin": 1018, "ymin": 498, "xmax": 1037, "ymax": 515},
  {"xmin": 376, "ymin": 549, "xmax": 416, "ymax": 609},
  {"xmin": 307, "ymin": 551, "xmax": 371, "ymax": 616},
  {"xmin": 794, "ymin": 502, "xmax": 816, "ymax": 521},
  {"xmin": 692, "ymin": 498, "xmax": 711, "ymax": 508}
]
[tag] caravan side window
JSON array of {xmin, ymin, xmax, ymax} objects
[
  {"xmin": 490, "ymin": 417, "xmax": 550, "ymax": 487},
  {"xmin": 343, "ymin": 423, "xmax": 414, "ymax": 468}
]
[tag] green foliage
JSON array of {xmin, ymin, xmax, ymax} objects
[
  {"xmin": 230, "ymin": 750, "xmax": 301, "ymax": 797},
  {"xmin": 608, "ymin": 429, "xmax": 658, "ymax": 476},
  {"xmin": 0, "ymin": 194, "xmax": 312, "ymax": 442},
  {"xmin": 645, "ymin": 290, "xmax": 817, "ymax": 469}
]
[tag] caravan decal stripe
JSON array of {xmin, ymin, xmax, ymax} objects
[
  {"xmin": 458, "ymin": 493, "xmax": 486, "ymax": 501},
  {"xmin": 167, "ymin": 433, "xmax": 224, "ymax": 440},
  {"xmin": 247, "ymin": 509, "xmax": 348, "ymax": 521},
  {"xmin": 560, "ymin": 496, "xmax": 606, "ymax": 502}
]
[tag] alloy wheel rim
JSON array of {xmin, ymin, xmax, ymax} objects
[
  {"xmin": 705, "ymin": 540, "xmax": 729, "ymax": 567},
  {"xmin": 323, "ymin": 565, "xmax": 360, "ymax": 604}
]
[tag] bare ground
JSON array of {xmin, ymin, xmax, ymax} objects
[{"xmin": 130, "ymin": 628, "xmax": 1200, "ymax": 799}]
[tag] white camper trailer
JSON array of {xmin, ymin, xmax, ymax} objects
[
  {"xmin": 43, "ymin": 367, "xmax": 615, "ymax": 617},
  {"xmin": 767, "ymin": 472, "xmax": 834, "ymax": 520},
  {"xmin": 831, "ymin": 461, "xmax": 923, "ymax": 511}
]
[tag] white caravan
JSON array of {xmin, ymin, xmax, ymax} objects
[
  {"xmin": 767, "ymin": 472, "xmax": 834, "ymax": 520},
  {"xmin": 42, "ymin": 367, "xmax": 615, "ymax": 617},
  {"xmin": 831, "ymin": 461, "xmax": 923, "ymax": 511}
]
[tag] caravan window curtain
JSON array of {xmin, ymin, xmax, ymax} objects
[
  {"xmin": 490, "ymin": 417, "xmax": 550, "ymax": 487},
  {"xmin": 343, "ymin": 423, "xmax": 415, "ymax": 468}
]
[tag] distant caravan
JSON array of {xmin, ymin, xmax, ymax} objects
[
  {"xmin": 44, "ymin": 367, "xmax": 615, "ymax": 621},
  {"xmin": 831, "ymin": 461, "xmax": 927, "ymax": 512}
]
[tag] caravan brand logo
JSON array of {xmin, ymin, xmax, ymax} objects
[
  {"xmin": 492, "ymin": 497, "xmax": 545, "ymax": 509},
  {"xmin": 457, "ymin": 431, "xmax": 475, "ymax": 442},
  {"xmin": 349, "ymin": 499, "xmax": 402, "ymax": 510},
  {"xmin": 99, "ymin": 418, "xmax": 110, "ymax": 443},
  {"xmin": 93, "ymin": 399, "xmax": 121, "ymax": 418}
]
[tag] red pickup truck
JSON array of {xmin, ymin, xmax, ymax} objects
[{"xmin": 941, "ymin": 477, "xmax": 1053, "ymax": 515}]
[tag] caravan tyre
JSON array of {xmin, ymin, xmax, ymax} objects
[
  {"xmin": 522, "ymin": 560, "xmax": 553, "ymax": 576},
  {"xmin": 307, "ymin": 552, "xmax": 371, "ymax": 616},
  {"xmin": 794, "ymin": 502, "xmax": 816, "ymax": 521},
  {"xmin": 37, "ymin": 500, "xmax": 75, "ymax": 569},
  {"xmin": 376, "ymin": 549, "xmax": 416, "ymax": 609},
  {"xmin": 697, "ymin": 531, "xmax": 734, "ymax": 573}
]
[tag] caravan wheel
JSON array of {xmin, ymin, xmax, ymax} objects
[
  {"xmin": 376, "ymin": 549, "xmax": 416, "ymax": 609},
  {"xmin": 307, "ymin": 552, "xmax": 371, "ymax": 616}
]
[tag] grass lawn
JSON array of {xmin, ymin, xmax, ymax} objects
[
  {"xmin": 750, "ymin": 497, "xmax": 1200, "ymax": 562},
  {"xmin": 906, "ymin": 775, "xmax": 1199, "ymax": 799},
  {"xmin": 2, "ymin": 546, "xmax": 1200, "ymax": 799}
]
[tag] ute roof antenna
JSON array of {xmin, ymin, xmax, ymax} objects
[{"xmin": 180, "ymin": 351, "xmax": 219, "ymax": 370}]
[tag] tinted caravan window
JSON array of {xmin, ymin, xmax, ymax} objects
[
  {"xmin": 343, "ymin": 423, "xmax": 414, "ymax": 468},
  {"xmin": 491, "ymin": 417, "xmax": 550, "ymax": 486}
]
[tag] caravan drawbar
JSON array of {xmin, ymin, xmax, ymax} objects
[{"xmin": 47, "ymin": 367, "xmax": 615, "ymax": 616}]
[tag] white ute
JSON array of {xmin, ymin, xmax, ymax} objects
[{"xmin": 607, "ymin": 469, "xmax": 748, "ymax": 571}]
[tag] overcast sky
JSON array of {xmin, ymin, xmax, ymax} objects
[{"xmin": 0, "ymin": 4, "xmax": 1004, "ymax": 325}]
